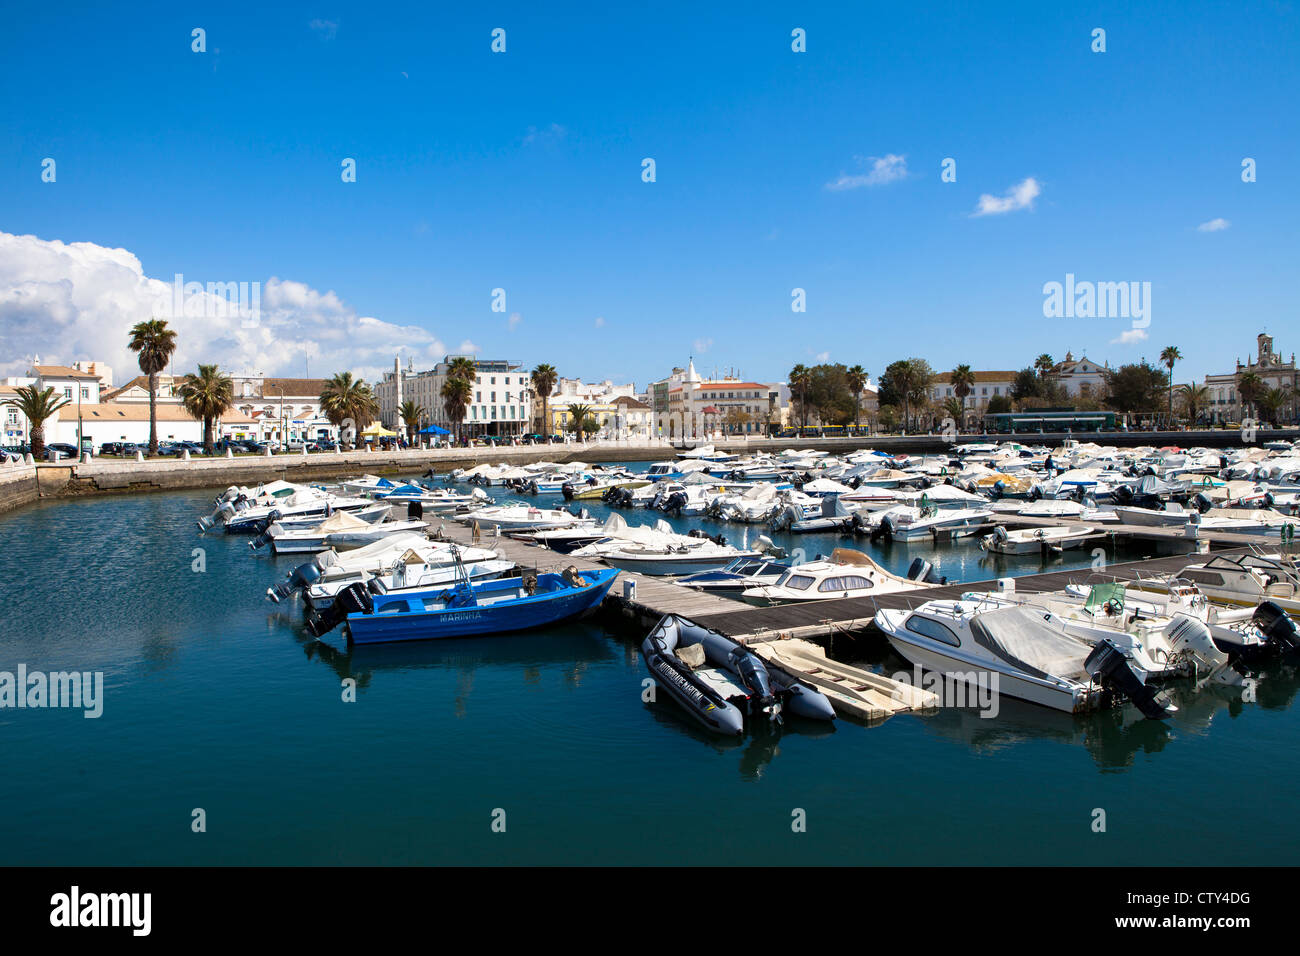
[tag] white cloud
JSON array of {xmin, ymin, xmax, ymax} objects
[
  {"xmin": 1110, "ymin": 327, "xmax": 1149, "ymax": 345},
  {"xmin": 1197, "ymin": 218, "xmax": 1230, "ymax": 232},
  {"xmin": 971, "ymin": 177, "xmax": 1041, "ymax": 217},
  {"xmin": 814, "ymin": 351, "xmax": 830, "ymax": 362},
  {"xmin": 0, "ymin": 230, "xmax": 451, "ymax": 384},
  {"xmin": 593, "ymin": 316, "xmax": 605, "ymax": 328},
  {"xmin": 507, "ymin": 312, "xmax": 522, "ymax": 331},
  {"xmin": 522, "ymin": 123, "xmax": 566, "ymax": 146},
  {"xmin": 309, "ymin": 19, "xmax": 338, "ymax": 40},
  {"xmin": 826, "ymin": 154, "xmax": 908, "ymax": 191},
  {"xmin": 692, "ymin": 337, "xmax": 713, "ymax": 354}
]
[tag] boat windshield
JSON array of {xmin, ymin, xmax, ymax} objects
[{"xmin": 778, "ymin": 573, "xmax": 815, "ymax": 591}]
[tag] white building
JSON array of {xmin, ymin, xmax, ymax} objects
[
  {"xmin": 375, "ymin": 356, "xmax": 533, "ymax": 439},
  {"xmin": 651, "ymin": 360, "xmax": 786, "ymax": 438},
  {"xmin": 1049, "ymin": 352, "xmax": 1109, "ymax": 398}
]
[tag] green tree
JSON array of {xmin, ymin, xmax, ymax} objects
[
  {"xmin": 566, "ymin": 403, "xmax": 596, "ymax": 441},
  {"xmin": 1105, "ymin": 361, "xmax": 1166, "ymax": 414},
  {"xmin": 530, "ymin": 363, "xmax": 558, "ymax": 435},
  {"xmin": 2, "ymin": 384, "xmax": 68, "ymax": 460},
  {"xmin": 1034, "ymin": 354, "xmax": 1055, "ymax": 377},
  {"xmin": 878, "ymin": 358, "xmax": 935, "ymax": 432},
  {"xmin": 1256, "ymin": 387, "xmax": 1291, "ymax": 427},
  {"xmin": 399, "ymin": 400, "xmax": 425, "ymax": 444},
  {"xmin": 1236, "ymin": 371, "xmax": 1264, "ymax": 420},
  {"xmin": 320, "ymin": 372, "xmax": 379, "ymax": 448},
  {"xmin": 846, "ymin": 364, "xmax": 868, "ymax": 429},
  {"xmin": 950, "ymin": 364, "xmax": 975, "ymax": 427},
  {"xmin": 1179, "ymin": 383, "xmax": 1209, "ymax": 425},
  {"xmin": 1159, "ymin": 345, "xmax": 1182, "ymax": 422},
  {"xmin": 788, "ymin": 364, "xmax": 812, "ymax": 430},
  {"xmin": 177, "ymin": 364, "xmax": 234, "ymax": 454},
  {"xmin": 127, "ymin": 318, "xmax": 178, "ymax": 455},
  {"xmin": 440, "ymin": 376, "xmax": 472, "ymax": 442}
]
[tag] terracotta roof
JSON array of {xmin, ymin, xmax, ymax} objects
[
  {"xmin": 261, "ymin": 378, "xmax": 328, "ymax": 397},
  {"xmin": 611, "ymin": 396, "xmax": 651, "ymax": 409},
  {"xmin": 33, "ymin": 365, "xmax": 102, "ymax": 380},
  {"xmin": 53, "ymin": 403, "xmax": 255, "ymax": 423},
  {"xmin": 698, "ymin": 382, "xmax": 767, "ymax": 390}
]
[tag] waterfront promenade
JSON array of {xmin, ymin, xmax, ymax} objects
[{"xmin": 4, "ymin": 427, "xmax": 1296, "ymax": 516}]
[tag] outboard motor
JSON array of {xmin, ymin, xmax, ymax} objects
[
  {"xmin": 1165, "ymin": 614, "xmax": 1230, "ymax": 672},
  {"xmin": 663, "ymin": 491, "xmax": 689, "ymax": 514},
  {"xmin": 1253, "ymin": 601, "xmax": 1300, "ymax": 655},
  {"xmin": 250, "ymin": 524, "xmax": 278, "ymax": 551},
  {"xmin": 1191, "ymin": 492, "xmax": 1214, "ymax": 514},
  {"xmin": 728, "ymin": 647, "xmax": 781, "ymax": 722},
  {"xmin": 561, "ymin": 482, "xmax": 577, "ymax": 500},
  {"xmin": 252, "ymin": 509, "xmax": 282, "ymax": 534},
  {"xmin": 267, "ymin": 560, "xmax": 324, "ymax": 603},
  {"xmin": 870, "ymin": 516, "xmax": 894, "ymax": 543},
  {"xmin": 906, "ymin": 557, "xmax": 947, "ymax": 585},
  {"xmin": 1084, "ymin": 639, "xmax": 1177, "ymax": 720},
  {"xmin": 305, "ymin": 581, "xmax": 375, "ymax": 637},
  {"xmin": 408, "ymin": 500, "xmax": 423, "ymax": 521}
]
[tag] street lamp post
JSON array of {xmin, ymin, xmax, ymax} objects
[{"xmin": 268, "ymin": 384, "xmax": 285, "ymax": 451}]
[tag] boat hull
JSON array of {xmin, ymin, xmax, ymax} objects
[{"xmin": 345, "ymin": 569, "xmax": 617, "ymax": 644}]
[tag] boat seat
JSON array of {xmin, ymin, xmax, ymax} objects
[{"xmin": 675, "ymin": 644, "xmax": 706, "ymax": 669}]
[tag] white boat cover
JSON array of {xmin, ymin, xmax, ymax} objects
[{"xmin": 968, "ymin": 606, "xmax": 1093, "ymax": 682}]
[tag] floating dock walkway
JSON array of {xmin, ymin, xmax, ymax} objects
[{"xmin": 430, "ymin": 514, "xmax": 1283, "ymax": 645}]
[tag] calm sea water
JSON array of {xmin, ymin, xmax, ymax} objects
[{"xmin": 2, "ymin": 468, "xmax": 1298, "ymax": 865}]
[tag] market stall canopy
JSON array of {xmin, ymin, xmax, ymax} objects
[
  {"xmin": 418, "ymin": 424, "xmax": 451, "ymax": 435},
  {"xmin": 361, "ymin": 423, "xmax": 398, "ymax": 437}
]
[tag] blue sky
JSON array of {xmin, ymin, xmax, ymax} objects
[{"xmin": 2, "ymin": 1, "xmax": 1296, "ymax": 387}]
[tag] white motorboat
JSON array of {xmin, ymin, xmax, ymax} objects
[
  {"xmin": 304, "ymin": 556, "xmax": 518, "ymax": 609},
  {"xmin": 266, "ymin": 534, "xmax": 501, "ymax": 603},
  {"xmin": 874, "ymin": 598, "xmax": 1177, "ymax": 718},
  {"xmin": 457, "ymin": 504, "xmax": 595, "ymax": 532},
  {"xmin": 598, "ymin": 541, "xmax": 761, "ymax": 576},
  {"xmin": 1136, "ymin": 554, "xmax": 1300, "ymax": 615},
  {"xmin": 980, "ymin": 524, "xmax": 1095, "ymax": 556},
  {"xmin": 262, "ymin": 509, "xmax": 430, "ymax": 554},
  {"xmin": 869, "ymin": 505, "xmax": 994, "ymax": 542},
  {"xmin": 739, "ymin": 548, "xmax": 937, "ymax": 606}
]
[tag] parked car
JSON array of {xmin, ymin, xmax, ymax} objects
[
  {"xmin": 99, "ymin": 442, "xmax": 124, "ymax": 456},
  {"xmin": 44, "ymin": 443, "xmax": 80, "ymax": 461},
  {"xmin": 315, "ymin": 438, "xmax": 338, "ymax": 451}
]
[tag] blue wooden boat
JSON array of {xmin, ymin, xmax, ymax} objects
[{"xmin": 306, "ymin": 558, "xmax": 618, "ymax": 644}]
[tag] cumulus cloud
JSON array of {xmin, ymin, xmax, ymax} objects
[
  {"xmin": 971, "ymin": 177, "xmax": 1041, "ymax": 217},
  {"xmin": 692, "ymin": 337, "xmax": 713, "ymax": 354},
  {"xmin": 594, "ymin": 316, "xmax": 605, "ymax": 328},
  {"xmin": 1110, "ymin": 327, "xmax": 1149, "ymax": 345},
  {"xmin": 0, "ymin": 230, "xmax": 450, "ymax": 384},
  {"xmin": 507, "ymin": 312, "xmax": 522, "ymax": 331},
  {"xmin": 826, "ymin": 154, "xmax": 908, "ymax": 190},
  {"xmin": 1197, "ymin": 218, "xmax": 1230, "ymax": 232},
  {"xmin": 309, "ymin": 19, "xmax": 338, "ymax": 40}
]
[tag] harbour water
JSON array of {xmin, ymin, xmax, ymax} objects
[{"xmin": 3, "ymin": 475, "xmax": 1299, "ymax": 865}]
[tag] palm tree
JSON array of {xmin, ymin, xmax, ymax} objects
[
  {"xmin": 319, "ymin": 372, "xmax": 379, "ymax": 448},
  {"xmin": 846, "ymin": 365, "xmax": 867, "ymax": 430},
  {"xmin": 399, "ymin": 401, "xmax": 424, "ymax": 444},
  {"xmin": 447, "ymin": 356, "xmax": 478, "ymax": 383},
  {"xmin": 941, "ymin": 395, "xmax": 964, "ymax": 425},
  {"xmin": 440, "ymin": 376, "xmax": 472, "ymax": 442},
  {"xmin": 1034, "ymin": 354, "xmax": 1055, "ymax": 378},
  {"xmin": 566, "ymin": 403, "xmax": 595, "ymax": 442},
  {"xmin": 950, "ymin": 364, "xmax": 975, "ymax": 430},
  {"xmin": 127, "ymin": 318, "xmax": 178, "ymax": 455},
  {"xmin": 2, "ymin": 385, "xmax": 68, "ymax": 460},
  {"xmin": 1159, "ymin": 346, "xmax": 1182, "ymax": 423},
  {"xmin": 1257, "ymin": 387, "xmax": 1291, "ymax": 427},
  {"xmin": 1236, "ymin": 371, "xmax": 1264, "ymax": 422},
  {"xmin": 788, "ymin": 364, "xmax": 812, "ymax": 431},
  {"xmin": 1179, "ymin": 383, "xmax": 1210, "ymax": 426},
  {"xmin": 177, "ymin": 364, "xmax": 234, "ymax": 454},
  {"xmin": 531, "ymin": 363, "xmax": 558, "ymax": 436}
]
